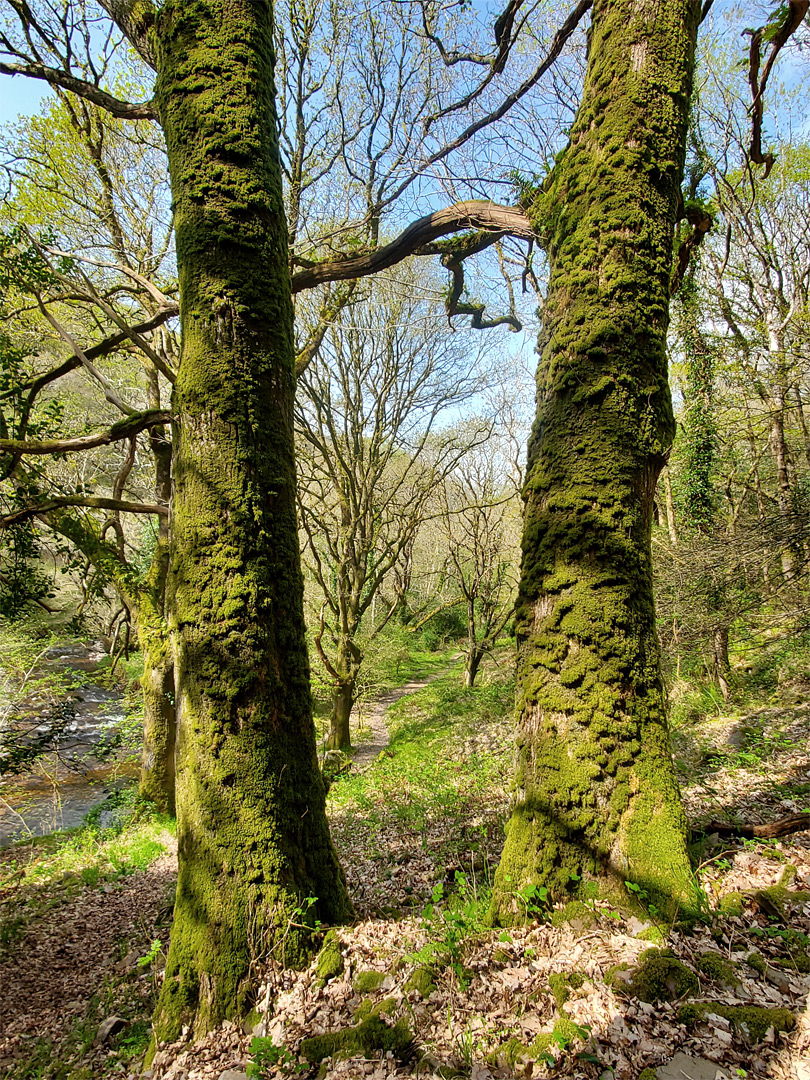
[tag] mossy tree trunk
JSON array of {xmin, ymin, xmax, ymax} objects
[
  {"xmin": 137, "ymin": 538, "xmax": 176, "ymax": 814},
  {"xmin": 491, "ymin": 0, "xmax": 701, "ymax": 923},
  {"xmin": 151, "ymin": 0, "xmax": 352, "ymax": 1042},
  {"xmin": 325, "ymin": 635, "xmax": 362, "ymax": 750},
  {"xmin": 139, "ymin": 428, "xmax": 176, "ymax": 813}
]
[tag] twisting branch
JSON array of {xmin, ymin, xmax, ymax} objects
[
  {"xmin": 0, "ymin": 409, "xmax": 171, "ymax": 456},
  {"xmin": 291, "ymin": 202, "xmax": 533, "ymax": 293},
  {"xmin": 0, "ymin": 62, "xmax": 157, "ymax": 120},
  {"xmin": 419, "ymin": 231, "xmax": 523, "ymax": 331},
  {"xmin": 671, "ymin": 202, "xmax": 713, "ymax": 296},
  {"xmin": 1, "ymin": 497, "xmax": 169, "ymax": 529},
  {"xmin": 746, "ymin": 0, "xmax": 809, "ymax": 177}
]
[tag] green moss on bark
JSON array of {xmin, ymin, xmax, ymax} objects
[
  {"xmin": 137, "ymin": 540, "xmax": 176, "ymax": 815},
  {"xmin": 491, "ymin": 0, "xmax": 701, "ymax": 926},
  {"xmin": 150, "ymin": 0, "xmax": 352, "ymax": 1045}
]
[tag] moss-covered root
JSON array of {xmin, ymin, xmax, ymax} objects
[
  {"xmin": 300, "ymin": 1014, "xmax": 416, "ymax": 1064},
  {"xmin": 490, "ymin": 0, "xmax": 702, "ymax": 926},
  {"xmin": 678, "ymin": 1002, "xmax": 796, "ymax": 1042},
  {"xmin": 316, "ymin": 931, "xmax": 344, "ymax": 987},
  {"xmin": 150, "ymin": 0, "xmax": 352, "ymax": 1045},
  {"xmin": 624, "ymin": 949, "xmax": 698, "ymax": 1003}
]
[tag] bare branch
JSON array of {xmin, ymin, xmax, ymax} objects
[
  {"xmin": 96, "ymin": 0, "xmax": 157, "ymax": 70},
  {"xmin": 0, "ymin": 61, "xmax": 157, "ymax": 119},
  {"xmin": 0, "ymin": 409, "xmax": 171, "ymax": 456},
  {"xmin": 1, "ymin": 306, "xmax": 178, "ymax": 401},
  {"xmin": 291, "ymin": 201, "xmax": 533, "ymax": 293},
  {"xmin": 1, "ymin": 496, "xmax": 168, "ymax": 529},
  {"xmin": 746, "ymin": 0, "xmax": 809, "ymax": 176}
]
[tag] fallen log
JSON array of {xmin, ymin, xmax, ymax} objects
[{"xmin": 705, "ymin": 812, "xmax": 810, "ymax": 840}]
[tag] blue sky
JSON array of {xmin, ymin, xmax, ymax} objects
[{"xmin": 0, "ymin": 75, "xmax": 47, "ymax": 126}]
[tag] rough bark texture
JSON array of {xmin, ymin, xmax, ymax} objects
[
  {"xmin": 491, "ymin": 0, "xmax": 701, "ymax": 923},
  {"xmin": 151, "ymin": 0, "xmax": 351, "ymax": 1042}
]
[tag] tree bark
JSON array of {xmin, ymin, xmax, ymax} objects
[
  {"xmin": 490, "ymin": 0, "xmax": 701, "ymax": 924},
  {"xmin": 327, "ymin": 680, "xmax": 355, "ymax": 751},
  {"xmin": 151, "ymin": 0, "xmax": 351, "ymax": 1043},
  {"xmin": 464, "ymin": 647, "xmax": 484, "ymax": 688},
  {"xmin": 137, "ymin": 539, "xmax": 176, "ymax": 815}
]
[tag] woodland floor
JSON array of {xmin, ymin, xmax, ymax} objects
[{"xmin": 1, "ymin": 656, "xmax": 810, "ymax": 1080}]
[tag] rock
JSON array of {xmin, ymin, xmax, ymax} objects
[
  {"xmin": 656, "ymin": 1053, "xmax": 731, "ymax": 1080},
  {"xmin": 95, "ymin": 1016, "xmax": 128, "ymax": 1046},
  {"xmin": 764, "ymin": 964, "xmax": 792, "ymax": 992},
  {"xmin": 217, "ymin": 1072, "xmax": 248, "ymax": 1080}
]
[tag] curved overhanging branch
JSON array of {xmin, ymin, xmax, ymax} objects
[
  {"xmin": 0, "ymin": 61, "xmax": 157, "ymax": 120},
  {"xmin": 746, "ymin": 0, "xmax": 809, "ymax": 177},
  {"xmin": 0, "ymin": 409, "xmax": 171, "ymax": 457},
  {"xmin": 1, "ymin": 496, "xmax": 168, "ymax": 529},
  {"xmin": 291, "ymin": 201, "xmax": 534, "ymax": 294}
]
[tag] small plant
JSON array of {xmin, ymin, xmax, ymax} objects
[
  {"xmin": 137, "ymin": 938, "xmax": 163, "ymax": 968},
  {"xmin": 413, "ymin": 872, "xmax": 489, "ymax": 986},
  {"xmin": 625, "ymin": 880, "xmax": 660, "ymax": 919},
  {"xmin": 515, "ymin": 882, "xmax": 549, "ymax": 918},
  {"xmin": 248, "ymin": 1037, "xmax": 307, "ymax": 1079}
]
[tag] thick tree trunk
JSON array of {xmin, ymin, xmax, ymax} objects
[
  {"xmin": 491, "ymin": 0, "xmax": 701, "ymax": 923},
  {"xmin": 152, "ymin": 0, "xmax": 351, "ymax": 1043},
  {"xmin": 464, "ymin": 630, "xmax": 484, "ymax": 688},
  {"xmin": 464, "ymin": 604, "xmax": 483, "ymax": 687},
  {"xmin": 464, "ymin": 651, "xmax": 483, "ymax": 688},
  {"xmin": 326, "ymin": 634, "xmax": 361, "ymax": 750}
]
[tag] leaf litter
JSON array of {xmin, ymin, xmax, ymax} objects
[{"xmin": 2, "ymin": 664, "xmax": 810, "ymax": 1080}]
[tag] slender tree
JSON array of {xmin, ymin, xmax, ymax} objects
[{"xmin": 296, "ymin": 273, "xmax": 490, "ymax": 748}]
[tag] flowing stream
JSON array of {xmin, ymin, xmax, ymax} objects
[{"xmin": 0, "ymin": 641, "xmax": 132, "ymax": 848}]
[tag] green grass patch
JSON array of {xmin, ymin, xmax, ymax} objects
[
  {"xmin": 327, "ymin": 662, "xmax": 513, "ymax": 839},
  {"xmin": 0, "ymin": 792, "xmax": 174, "ymax": 945}
]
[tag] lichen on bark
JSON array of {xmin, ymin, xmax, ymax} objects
[
  {"xmin": 149, "ymin": 0, "xmax": 352, "ymax": 1043},
  {"xmin": 491, "ymin": 0, "xmax": 702, "ymax": 924}
]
